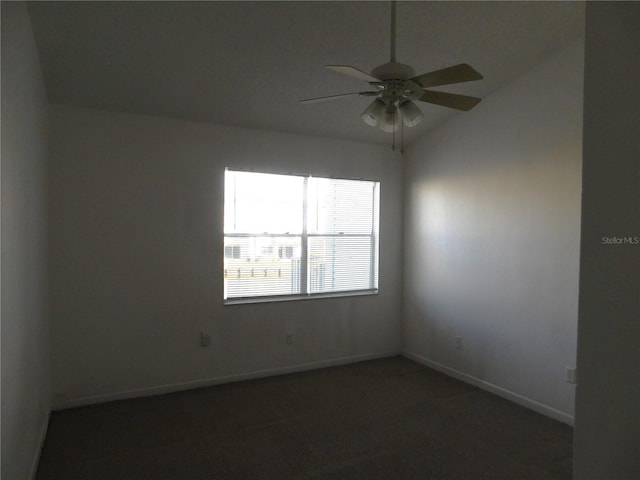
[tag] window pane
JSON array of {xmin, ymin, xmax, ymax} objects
[
  {"xmin": 224, "ymin": 170, "xmax": 304, "ymax": 234},
  {"xmin": 223, "ymin": 169, "xmax": 379, "ymax": 302},
  {"xmin": 224, "ymin": 236, "xmax": 302, "ymax": 299},
  {"xmin": 307, "ymin": 178, "xmax": 375, "ymax": 235},
  {"xmin": 308, "ymin": 236, "xmax": 377, "ymax": 293}
]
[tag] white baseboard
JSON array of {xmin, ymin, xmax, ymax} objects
[
  {"xmin": 30, "ymin": 410, "xmax": 50, "ymax": 480},
  {"xmin": 53, "ymin": 350, "xmax": 401, "ymax": 410},
  {"xmin": 402, "ymin": 351, "xmax": 574, "ymax": 426}
]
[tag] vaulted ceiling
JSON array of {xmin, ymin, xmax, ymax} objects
[{"xmin": 27, "ymin": 1, "xmax": 585, "ymax": 146}]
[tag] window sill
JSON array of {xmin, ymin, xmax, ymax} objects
[{"xmin": 224, "ymin": 289, "xmax": 379, "ymax": 306}]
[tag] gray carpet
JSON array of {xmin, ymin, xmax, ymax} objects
[{"xmin": 35, "ymin": 356, "xmax": 572, "ymax": 479}]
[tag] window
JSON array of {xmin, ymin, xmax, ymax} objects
[{"xmin": 224, "ymin": 169, "xmax": 379, "ymax": 302}]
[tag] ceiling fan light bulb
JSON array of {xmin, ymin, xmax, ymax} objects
[
  {"xmin": 399, "ymin": 100, "xmax": 424, "ymax": 127},
  {"xmin": 361, "ymin": 99, "xmax": 385, "ymax": 127}
]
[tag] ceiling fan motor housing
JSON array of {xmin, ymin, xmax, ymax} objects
[
  {"xmin": 371, "ymin": 61, "xmax": 415, "ymax": 80},
  {"xmin": 372, "ymin": 62, "xmax": 423, "ymax": 105}
]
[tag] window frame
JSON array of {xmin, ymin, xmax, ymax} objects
[{"xmin": 223, "ymin": 169, "xmax": 380, "ymax": 305}]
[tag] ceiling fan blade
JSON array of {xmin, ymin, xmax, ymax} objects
[
  {"xmin": 325, "ymin": 65, "xmax": 380, "ymax": 83},
  {"xmin": 299, "ymin": 91, "xmax": 378, "ymax": 104},
  {"xmin": 419, "ymin": 90, "xmax": 482, "ymax": 111},
  {"xmin": 412, "ymin": 64, "xmax": 483, "ymax": 88}
]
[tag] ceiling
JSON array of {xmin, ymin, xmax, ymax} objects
[{"xmin": 27, "ymin": 1, "xmax": 585, "ymax": 147}]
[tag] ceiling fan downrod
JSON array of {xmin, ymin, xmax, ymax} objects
[{"xmin": 390, "ymin": 0, "xmax": 397, "ymax": 62}]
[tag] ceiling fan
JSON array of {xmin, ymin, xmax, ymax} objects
[{"xmin": 300, "ymin": 1, "xmax": 483, "ymax": 147}]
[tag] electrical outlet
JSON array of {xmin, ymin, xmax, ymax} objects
[
  {"xmin": 566, "ymin": 366, "xmax": 577, "ymax": 384},
  {"xmin": 455, "ymin": 336, "xmax": 462, "ymax": 349},
  {"xmin": 285, "ymin": 333, "xmax": 294, "ymax": 345}
]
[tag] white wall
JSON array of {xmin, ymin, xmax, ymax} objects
[
  {"xmin": 1, "ymin": 2, "xmax": 51, "ymax": 479},
  {"xmin": 402, "ymin": 40, "xmax": 584, "ymax": 423},
  {"xmin": 48, "ymin": 106, "xmax": 403, "ymax": 407},
  {"xmin": 574, "ymin": 3, "xmax": 640, "ymax": 478}
]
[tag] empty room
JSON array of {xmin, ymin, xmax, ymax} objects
[{"xmin": 2, "ymin": 1, "xmax": 638, "ymax": 479}]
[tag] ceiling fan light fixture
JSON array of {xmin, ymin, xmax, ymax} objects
[
  {"xmin": 362, "ymin": 99, "xmax": 386, "ymax": 127},
  {"xmin": 399, "ymin": 100, "xmax": 423, "ymax": 127},
  {"xmin": 379, "ymin": 106, "xmax": 401, "ymax": 133}
]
